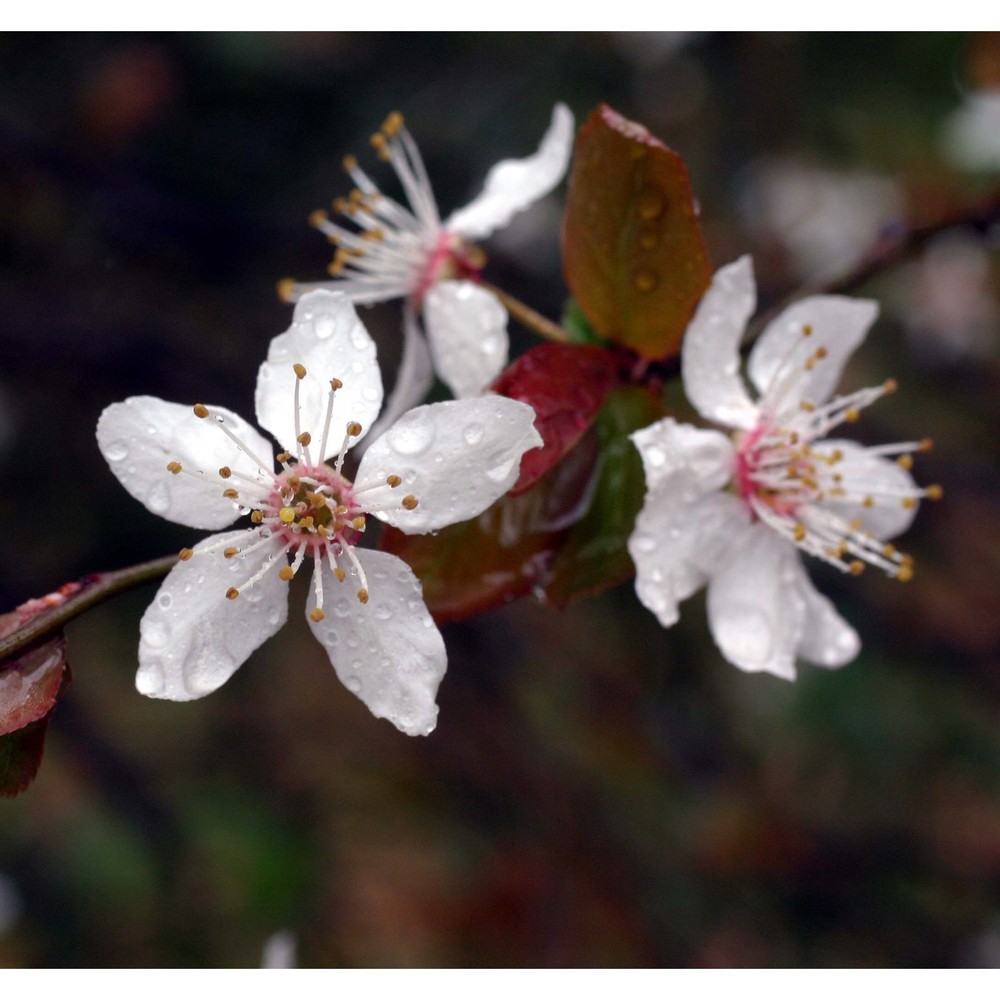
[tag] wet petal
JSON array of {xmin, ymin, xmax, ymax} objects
[
  {"xmin": 706, "ymin": 526, "xmax": 805, "ymax": 680},
  {"xmin": 306, "ymin": 549, "xmax": 446, "ymax": 736},
  {"xmin": 630, "ymin": 488, "xmax": 750, "ymax": 629},
  {"xmin": 814, "ymin": 439, "xmax": 919, "ymax": 540},
  {"xmin": 423, "ymin": 280, "xmax": 509, "ymax": 398},
  {"xmin": 444, "ymin": 103, "xmax": 575, "ymax": 240},
  {"xmin": 135, "ymin": 530, "xmax": 289, "ymax": 700},
  {"xmin": 749, "ymin": 295, "xmax": 878, "ymax": 410},
  {"xmin": 630, "ymin": 417, "xmax": 734, "ymax": 494},
  {"xmin": 98, "ymin": 396, "xmax": 273, "ymax": 530},
  {"xmin": 355, "ymin": 396, "xmax": 542, "ymax": 533},
  {"xmin": 788, "ymin": 559, "xmax": 861, "ymax": 668},
  {"xmin": 681, "ymin": 255, "xmax": 759, "ymax": 429},
  {"xmin": 255, "ymin": 290, "xmax": 384, "ymax": 457}
]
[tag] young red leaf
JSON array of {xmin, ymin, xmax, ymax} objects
[
  {"xmin": 0, "ymin": 711, "xmax": 55, "ymax": 797},
  {"xmin": 492, "ymin": 342, "xmax": 620, "ymax": 495},
  {"xmin": 380, "ymin": 429, "xmax": 600, "ymax": 623},
  {"xmin": 562, "ymin": 104, "xmax": 712, "ymax": 361},
  {"xmin": 0, "ymin": 634, "xmax": 68, "ymax": 736},
  {"xmin": 543, "ymin": 385, "xmax": 666, "ymax": 609}
]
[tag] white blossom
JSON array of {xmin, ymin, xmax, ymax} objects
[
  {"xmin": 97, "ymin": 291, "xmax": 541, "ymax": 735},
  {"xmin": 628, "ymin": 256, "xmax": 940, "ymax": 680},
  {"xmin": 281, "ymin": 104, "xmax": 574, "ymax": 424}
]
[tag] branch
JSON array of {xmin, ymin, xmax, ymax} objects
[{"xmin": 481, "ymin": 281, "xmax": 569, "ymax": 343}]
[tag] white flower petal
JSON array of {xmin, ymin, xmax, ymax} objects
[
  {"xmin": 749, "ymin": 295, "xmax": 878, "ymax": 409},
  {"xmin": 788, "ymin": 559, "xmax": 860, "ymax": 668},
  {"xmin": 630, "ymin": 416, "xmax": 734, "ymax": 495},
  {"xmin": 423, "ymin": 281, "xmax": 510, "ymax": 398},
  {"xmin": 680, "ymin": 256, "xmax": 759, "ymax": 430},
  {"xmin": 255, "ymin": 290, "xmax": 383, "ymax": 458},
  {"xmin": 630, "ymin": 488, "xmax": 750, "ymax": 629},
  {"xmin": 356, "ymin": 397, "xmax": 542, "ymax": 533},
  {"xmin": 360, "ymin": 305, "xmax": 435, "ymax": 452},
  {"xmin": 98, "ymin": 396, "xmax": 274, "ymax": 530},
  {"xmin": 136, "ymin": 531, "xmax": 289, "ymax": 701},
  {"xmin": 706, "ymin": 526, "xmax": 805, "ymax": 680},
  {"xmin": 444, "ymin": 103, "xmax": 575, "ymax": 241},
  {"xmin": 813, "ymin": 439, "xmax": 919, "ymax": 540},
  {"xmin": 306, "ymin": 549, "xmax": 446, "ymax": 736}
]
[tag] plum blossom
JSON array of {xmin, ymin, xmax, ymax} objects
[
  {"xmin": 97, "ymin": 291, "xmax": 541, "ymax": 735},
  {"xmin": 628, "ymin": 256, "xmax": 940, "ymax": 680},
  {"xmin": 281, "ymin": 104, "xmax": 575, "ymax": 422}
]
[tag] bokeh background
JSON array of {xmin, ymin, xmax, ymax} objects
[{"xmin": 1, "ymin": 32, "xmax": 999, "ymax": 967}]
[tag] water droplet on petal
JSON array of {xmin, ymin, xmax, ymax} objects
[
  {"xmin": 315, "ymin": 315, "xmax": 335, "ymax": 339},
  {"xmin": 157, "ymin": 592, "xmax": 173, "ymax": 610},
  {"xmin": 137, "ymin": 658, "xmax": 166, "ymax": 695},
  {"xmin": 387, "ymin": 419, "xmax": 434, "ymax": 456},
  {"xmin": 333, "ymin": 599, "xmax": 351, "ymax": 618},
  {"xmin": 142, "ymin": 618, "xmax": 171, "ymax": 649},
  {"xmin": 345, "ymin": 675, "xmax": 362, "ymax": 693},
  {"xmin": 463, "ymin": 422, "xmax": 484, "ymax": 446},
  {"xmin": 104, "ymin": 440, "xmax": 128, "ymax": 462},
  {"xmin": 146, "ymin": 480, "xmax": 170, "ymax": 514}
]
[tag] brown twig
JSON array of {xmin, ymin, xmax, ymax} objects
[{"xmin": 481, "ymin": 280, "xmax": 569, "ymax": 343}]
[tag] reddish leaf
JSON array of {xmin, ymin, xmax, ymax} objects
[
  {"xmin": 0, "ymin": 634, "xmax": 68, "ymax": 736},
  {"xmin": 492, "ymin": 342, "xmax": 620, "ymax": 495},
  {"xmin": 0, "ymin": 710, "xmax": 55, "ymax": 798},
  {"xmin": 543, "ymin": 385, "xmax": 667, "ymax": 609},
  {"xmin": 562, "ymin": 104, "xmax": 712, "ymax": 361},
  {"xmin": 381, "ymin": 429, "xmax": 600, "ymax": 623}
]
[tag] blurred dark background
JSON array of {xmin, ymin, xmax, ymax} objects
[{"xmin": 1, "ymin": 32, "xmax": 999, "ymax": 967}]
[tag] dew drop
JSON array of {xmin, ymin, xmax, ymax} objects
[
  {"xmin": 157, "ymin": 592, "xmax": 173, "ymax": 610},
  {"xmin": 137, "ymin": 658, "xmax": 166, "ymax": 696},
  {"xmin": 362, "ymin": 385, "xmax": 379, "ymax": 402},
  {"xmin": 486, "ymin": 459, "xmax": 515, "ymax": 483},
  {"xmin": 375, "ymin": 606, "xmax": 391, "ymax": 621},
  {"xmin": 638, "ymin": 228, "xmax": 659, "ymax": 251},
  {"xmin": 104, "ymin": 440, "xmax": 128, "ymax": 462},
  {"xmin": 142, "ymin": 618, "xmax": 171, "ymax": 649},
  {"xmin": 146, "ymin": 480, "xmax": 170, "ymax": 514},
  {"xmin": 315, "ymin": 315, "xmax": 336, "ymax": 339},
  {"xmin": 345, "ymin": 675, "xmax": 362, "ymax": 693},
  {"xmin": 350, "ymin": 326, "xmax": 370, "ymax": 350},
  {"xmin": 387, "ymin": 419, "xmax": 434, "ymax": 456},
  {"xmin": 268, "ymin": 606, "xmax": 282, "ymax": 626},
  {"xmin": 333, "ymin": 599, "xmax": 351, "ymax": 617},
  {"xmin": 632, "ymin": 268, "xmax": 658, "ymax": 293},
  {"xmin": 346, "ymin": 633, "xmax": 360, "ymax": 648},
  {"xmin": 463, "ymin": 422, "xmax": 485, "ymax": 446},
  {"xmin": 637, "ymin": 188, "xmax": 665, "ymax": 221},
  {"xmin": 633, "ymin": 535, "xmax": 656, "ymax": 553}
]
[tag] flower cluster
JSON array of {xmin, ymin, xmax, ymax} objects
[
  {"xmin": 628, "ymin": 257, "xmax": 940, "ymax": 679},
  {"xmin": 98, "ymin": 292, "xmax": 541, "ymax": 735}
]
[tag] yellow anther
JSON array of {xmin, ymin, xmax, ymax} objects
[
  {"xmin": 805, "ymin": 358, "xmax": 816, "ymax": 372},
  {"xmin": 278, "ymin": 566, "xmax": 294, "ymax": 582},
  {"xmin": 250, "ymin": 511, "xmax": 263, "ymax": 524},
  {"xmin": 279, "ymin": 506, "xmax": 297, "ymax": 524},
  {"xmin": 347, "ymin": 421, "xmax": 362, "ymax": 437},
  {"xmin": 815, "ymin": 346, "xmax": 828, "ymax": 359},
  {"xmin": 308, "ymin": 209, "xmax": 328, "ymax": 229},
  {"xmin": 919, "ymin": 438, "xmax": 934, "ymax": 452},
  {"xmin": 883, "ymin": 378, "xmax": 898, "ymax": 394},
  {"xmin": 882, "ymin": 543, "xmax": 897, "ymax": 558},
  {"xmin": 309, "ymin": 608, "xmax": 326, "ymax": 622},
  {"xmin": 800, "ymin": 400, "xmax": 815, "ymax": 413},
  {"xmin": 288, "ymin": 476, "xmax": 301, "ymax": 489},
  {"xmin": 896, "ymin": 455, "xmax": 913, "ymax": 470},
  {"xmin": 334, "ymin": 568, "xmax": 346, "ymax": 582},
  {"xmin": 226, "ymin": 587, "xmax": 240, "ymax": 600},
  {"xmin": 357, "ymin": 589, "xmax": 370, "ymax": 604},
  {"xmin": 848, "ymin": 519, "xmax": 862, "ymax": 532},
  {"xmin": 167, "ymin": 461, "xmax": 182, "ymax": 474},
  {"xmin": 330, "ymin": 377, "xmax": 343, "ymax": 390},
  {"xmin": 293, "ymin": 363, "xmax": 307, "ymax": 380},
  {"xmin": 335, "ymin": 504, "xmax": 348, "ymax": 515},
  {"xmin": 352, "ymin": 516, "xmax": 366, "ymax": 530},
  {"xmin": 926, "ymin": 484, "xmax": 943, "ymax": 501},
  {"xmin": 342, "ymin": 154, "xmax": 358, "ymax": 172},
  {"xmin": 193, "ymin": 403, "xmax": 209, "ymax": 419},
  {"xmin": 223, "ymin": 547, "xmax": 238, "ymax": 559},
  {"xmin": 793, "ymin": 524, "xmax": 806, "ymax": 543},
  {"xmin": 402, "ymin": 495, "xmax": 419, "ymax": 510},
  {"xmin": 299, "ymin": 516, "xmax": 315, "ymax": 529},
  {"xmin": 896, "ymin": 564, "xmax": 914, "ymax": 582},
  {"xmin": 298, "ymin": 431, "xmax": 312, "ymax": 446},
  {"xmin": 802, "ymin": 324, "xmax": 813, "ymax": 336},
  {"xmin": 900, "ymin": 554, "xmax": 915, "ymax": 568},
  {"xmin": 317, "ymin": 525, "xmax": 330, "ymax": 537},
  {"xmin": 382, "ymin": 111, "xmax": 404, "ymax": 135},
  {"xmin": 862, "ymin": 496, "xmax": 875, "ymax": 508},
  {"xmin": 901, "ymin": 497, "xmax": 917, "ymax": 509},
  {"xmin": 333, "ymin": 196, "xmax": 349, "ymax": 214},
  {"xmin": 223, "ymin": 488, "xmax": 239, "ymax": 499},
  {"xmin": 277, "ymin": 278, "xmax": 297, "ymax": 303},
  {"xmin": 386, "ymin": 474, "xmax": 402, "ymax": 488},
  {"xmin": 179, "ymin": 547, "xmax": 194, "ymax": 561},
  {"xmin": 849, "ymin": 561, "xmax": 865, "ymax": 576},
  {"xmin": 844, "ymin": 408, "xmax": 860, "ymax": 423},
  {"xmin": 219, "ymin": 466, "xmax": 232, "ymax": 478},
  {"xmin": 276, "ymin": 452, "xmax": 291, "ymax": 463},
  {"xmin": 370, "ymin": 132, "xmax": 389, "ymax": 158}
]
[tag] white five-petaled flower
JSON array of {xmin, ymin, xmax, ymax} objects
[
  {"xmin": 281, "ymin": 104, "xmax": 575, "ymax": 423},
  {"xmin": 628, "ymin": 256, "xmax": 941, "ymax": 680},
  {"xmin": 97, "ymin": 291, "xmax": 542, "ymax": 735}
]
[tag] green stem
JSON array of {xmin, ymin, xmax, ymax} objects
[
  {"xmin": 481, "ymin": 281, "xmax": 569, "ymax": 343},
  {"xmin": 0, "ymin": 554, "xmax": 178, "ymax": 665}
]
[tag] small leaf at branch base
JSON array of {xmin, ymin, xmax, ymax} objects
[
  {"xmin": 562, "ymin": 104, "xmax": 712, "ymax": 361},
  {"xmin": 380, "ymin": 430, "xmax": 600, "ymax": 623},
  {"xmin": 492, "ymin": 342, "xmax": 620, "ymax": 495},
  {"xmin": 543, "ymin": 385, "xmax": 667, "ymax": 609},
  {"xmin": 0, "ymin": 711, "xmax": 54, "ymax": 798},
  {"xmin": 0, "ymin": 634, "xmax": 69, "ymax": 736}
]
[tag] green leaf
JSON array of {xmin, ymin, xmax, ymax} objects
[
  {"xmin": 562, "ymin": 104, "xmax": 712, "ymax": 361},
  {"xmin": 542, "ymin": 385, "xmax": 666, "ymax": 609},
  {"xmin": 561, "ymin": 299, "xmax": 608, "ymax": 346}
]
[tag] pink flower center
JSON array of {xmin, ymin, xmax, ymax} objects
[
  {"xmin": 267, "ymin": 463, "xmax": 365, "ymax": 553},
  {"xmin": 413, "ymin": 230, "xmax": 484, "ymax": 302}
]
